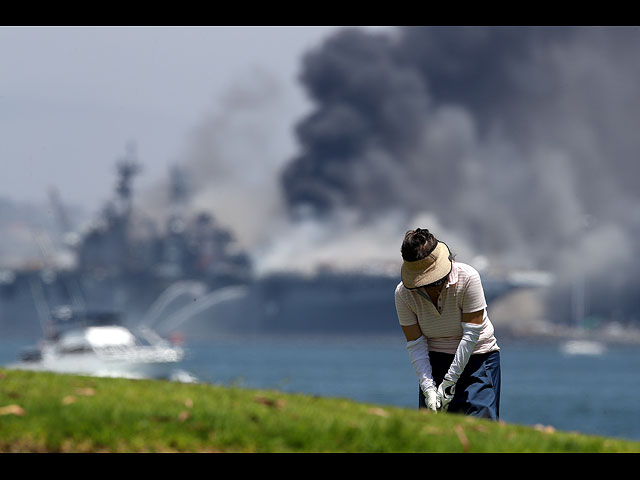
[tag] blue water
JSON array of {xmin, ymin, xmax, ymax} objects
[{"xmin": 1, "ymin": 335, "xmax": 639, "ymax": 443}]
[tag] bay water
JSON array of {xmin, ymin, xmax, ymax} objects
[{"xmin": 1, "ymin": 335, "xmax": 639, "ymax": 444}]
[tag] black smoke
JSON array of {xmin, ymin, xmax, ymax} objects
[{"xmin": 280, "ymin": 26, "xmax": 640, "ymax": 325}]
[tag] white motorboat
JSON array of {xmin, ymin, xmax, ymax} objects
[
  {"xmin": 560, "ymin": 339, "xmax": 606, "ymax": 356},
  {"xmin": 9, "ymin": 312, "xmax": 188, "ymax": 381}
]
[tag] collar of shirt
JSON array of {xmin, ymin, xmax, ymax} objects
[{"xmin": 446, "ymin": 261, "xmax": 459, "ymax": 289}]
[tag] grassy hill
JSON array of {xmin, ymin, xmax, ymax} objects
[{"xmin": 0, "ymin": 368, "xmax": 638, "ymax": 453}]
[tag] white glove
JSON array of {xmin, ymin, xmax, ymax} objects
[
  {"xmin": 436, "ymin": 380, "xmax": 456, "ymax": 412},
  {"xmin": 437, "ymin": 321, "xmax": 483, "ymax": 412},
  {"xmin": 406, "ymin": 335, "xmax": 437, "ymax": 398},
  {"xmin": 424, "ymin": 387, "xmax": 441, "ymax": 412}
]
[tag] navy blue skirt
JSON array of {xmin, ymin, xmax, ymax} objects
[{"xmin": 418, "ymin": 350, "xmax": 501, "ymax": 420}]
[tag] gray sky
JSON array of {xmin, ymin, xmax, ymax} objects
[{"xmin": 0, "ymin": 26, "xmax": 352, "ymax": 212}]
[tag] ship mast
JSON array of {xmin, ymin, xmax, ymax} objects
[{"xmin": 115, "ymin": 141, "xmax": 141, "ymax": 220}]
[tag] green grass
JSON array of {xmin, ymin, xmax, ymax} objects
[{"xmin": 0, "ymin": 368, "xmax": 638, "ymax": 453}]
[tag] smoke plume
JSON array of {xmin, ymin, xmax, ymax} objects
[
  {"xmin": 136, "ymin": 27, "xmax": 640, "ymax": 325},
  {"xmin": 138, "ymin": 67, "xmax": 297, "ymax": 252},
  {"xmin": 279, "ymin": 26, "xmax": 640, "ymax": 324}
]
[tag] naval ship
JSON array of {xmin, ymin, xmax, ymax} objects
[{"xmin": 0, "ymin": 145, "xmax": 536, "ymax": 347}]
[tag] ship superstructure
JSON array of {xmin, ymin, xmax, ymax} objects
[{"xmin": 0, "ymin": 144, "xmax": 252, "ymax": 341}]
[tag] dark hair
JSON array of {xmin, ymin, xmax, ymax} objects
[{"xmin": 401, "ymin": 228, "xmax": 439, "ymax": 262}]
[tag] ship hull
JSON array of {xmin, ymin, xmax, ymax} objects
[{"xmin": 7, "ymin": 354, "xmax": 181, "ymax": 380}]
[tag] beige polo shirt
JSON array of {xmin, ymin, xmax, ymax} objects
[{"xmin": 395, "ymin": 261, "xmax": 500, "ymax": 354}]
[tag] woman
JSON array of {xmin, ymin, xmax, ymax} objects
[{"xmin": 394, "ymin": 228, "xmax": 501, "ymax": 419}]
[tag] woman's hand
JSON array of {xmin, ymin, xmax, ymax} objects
[
  {"xmin": 436, "ymin": 380, "xmax": 456, "ymax": 411},
  {"xmin": 424, "ymin": 387, "xmax": 441, "ymax": 412}
]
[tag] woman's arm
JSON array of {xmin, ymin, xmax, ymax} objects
[
  {"xmin": 462, "ymin": 309, "xmax": 484, "ymax": 325},
  {"xmin": 402, "ymin": 324, "xmax": 423, "ymax": 342},
  {"xmin": 437, "ymin": 309, "xmax": 484, "ymax": 410},
  {"xmin": 395, "ymin": 289, "xmax": 439, "ymax": 411},
  {"xmin": 401, "ymin": 324, "xmax": 440, "ymax": 411}
]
